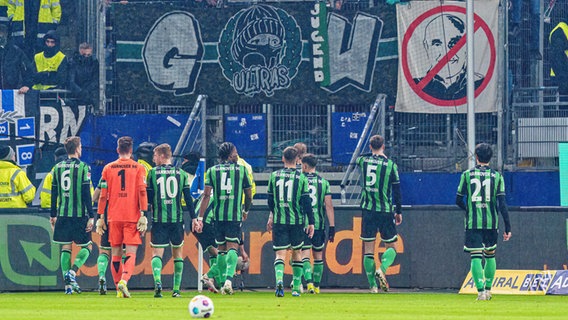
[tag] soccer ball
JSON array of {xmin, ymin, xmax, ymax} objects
[
  {"xmin": 189, "ymin": 295, "xmax": 214, "ymax": 318},
  {"xmin": 236, "ymin": 256, "xmax": 250, "ymax": 271}
]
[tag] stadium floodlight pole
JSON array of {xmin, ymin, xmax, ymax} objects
[
  {"xmin": 339, "ymin": 94, "xmax": 386, "ymax": 204},
  {"xmin": 466, "ymin": 0, "xmax": 476, "ymax": 168}
]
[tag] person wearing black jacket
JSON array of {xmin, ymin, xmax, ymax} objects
[
  {"xmin": 0, "ymin": 24, "xmax": 32, "ymax": 93},
  {"xmin": 69, "ymin": 42, "xmax": 99, "ymax": 106}
]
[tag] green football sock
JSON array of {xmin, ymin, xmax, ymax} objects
[
  {"xmin": 207, "ymin": 256, "xmax": 219, "ymax": 279},
  {"xmin": 471, "ymin": 253, "xmax": 485, "ymax": 291},
  {"xmin": 216, "ymin": 251, "xmax": 227, "ymax": 284},
  {"xmin": 274, "ymin": 259, "xmax": 285, "ymax": 283},
  {"xmin": 97, "ymin": 254, "xmax": 109, "ymax": 279},
  {"xmin": 173, "ymin": 258, "xmax": 183, "ymax": 291},
  {"xmin": 380, "ymin": 247, "xmax": 397, "ymax": 273},
  {"xmin": 292, "ymin": 261, "xmax": 303, "ymax": 292},
  {"xmin": 60, "ymin": 250, "xmax": 71, "ymax": 277},
  {"xmin": 151, "ymin": 256, "xmax": 162, "ymax": 284},
  {"xmin": 225, "ymin": 249, "xmax": 238, "ymax": 282},
  {"xmin": 484, "ymin": 254, "xmax": 496, "ymax": 291},
  {"xmin": 72, "ymin": 247, "xmax": 91, "ymax": 271},
  {"xmin": 313, "ymin": 260, "xmax": 324, "ymax": 287},
  {"xmin": 302, "ymin": 257, "xmax": 313, "ymax": 282},
  {"xmin": 363, "ymin": 254, "xmax": 377, "ymax": 288}
]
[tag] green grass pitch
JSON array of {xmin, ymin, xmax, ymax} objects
[{"xmin": 2, "ymin": 290, "xmax": 568, "ymax": 319}]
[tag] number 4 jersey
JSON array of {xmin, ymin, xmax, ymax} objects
[{"xmin": 98, "ymin": 158, "xmax": 147, "ymax": 223}]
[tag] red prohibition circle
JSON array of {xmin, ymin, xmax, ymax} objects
[{"xmin": 400, "ymin": 5, "xmax": 496, "ymax": 107}]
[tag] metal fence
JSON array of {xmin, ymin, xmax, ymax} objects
[{"xmin": 75, "ymin": 0, "xmax": 568, "ymax": 172}]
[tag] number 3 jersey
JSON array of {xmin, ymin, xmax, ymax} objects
[
  {"xmin": 457, "ymin": 165, "xmax": 505, "ymax": 230},
  {"xmin": 99, "ymin": 158, "xmax": 147, "ymax": 223},
  {"xmin": 356, "ymin": 154, "xmax": 400, "ymax": 213}
]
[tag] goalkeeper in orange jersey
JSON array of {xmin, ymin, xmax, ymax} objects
[{"xmin": 96, "ymin": 136, "xmax": 148, "ymax": 298}]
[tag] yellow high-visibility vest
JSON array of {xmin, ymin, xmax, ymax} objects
[
  {"xmin": 32, "ymin": 51, "xmax": 65, "ymax": 90},
  {"xmin": 549, "ymin": 22, "xmax": 568, "ymax": 77}
]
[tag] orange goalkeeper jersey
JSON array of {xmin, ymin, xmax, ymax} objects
[{"xmin": 98, "ymin": 158, "xmax": 147, "ymax": 222}]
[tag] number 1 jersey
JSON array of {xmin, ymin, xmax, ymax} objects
[{"xmin": 99, "ymin": 158, "xmax": 147, "ymax": 222}]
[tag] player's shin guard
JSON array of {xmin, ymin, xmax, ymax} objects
[
  {"xmin": 274, "ymin": 259, "xmax": 285, "ymax": 283},
  {"xmin": 122, "ymin": 253, "xmax": 136, "ymax": 282},
  {"xmin": 151, "ymin": 256, "xmax": 163, "ymax": 284},
  {"xmin": 173, "ymin": 258, "xmax": 183, "ymax": 291},
  {"xmin": 292, "ymin": 261, "xmax": 303, "ymax": 293},
  {"xmin": 302, "ymin": 258, "xmax": 313, "ymax": 283},
  {"xmin": 111, "ymin": 256, "xmax": 122, "ymax": 286},
  {"xmin": 363, "ymin": 254, "xmax": 377, "ymax": 288},
  {"xmin": 225, "ymin": 249, "xmax": 238, "ymax": 282},
  {"xmin": 470, "ymin": 253, "xmax": 485, "ymax": 292},
  {"xmin": 60, "ymin": 250, "xmax": 72, "ymax": 277},
  {"xmin": 483, "ymin": 252, "xmax": 496, "ymax": 291},
  {"xmin": 97, "ymin": 253, "xmax": 110, "ymax": 279},
  {"xmin": 216, "ymin": 251, "xmax": 227, "ymax": 285},
  {"xmin": 380, "ymin": 247, "xmax": 396, "ymax": 273},
  {"xmin": 313, "ymin": 260, "xmax": 324, "ymax": 287},
  {"xmin": 73, "ymin": 247, "xmax": 91, "ymax": 270}
]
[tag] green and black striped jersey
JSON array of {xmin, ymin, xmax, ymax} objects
[
  {"xmin": 356, "ymin": 154, "xmax": 400, "ymax": 213},
  {"xmin": 147, "ymin": 164, "xmax": 192, "ymax": 223},
  {"xmin": 195, "ymin": 193, "xmax": 215, "ymax": 225},
  {"xmin": 457, "ymin": 165, "xmax": 505, "ymax": 230},
  {"xmin": 304, "ymin": 172, "xmax": 331, "ymax": 230},
  {"xmin": 267, "ymin": 168, "xmax": 309, "ymax": 225},
  {"xmin": 51, "ymin": 158, "xmax": 92, "ymax": 218},
  {"xmin": 205, "ymin": 162, "xmax": 251, "ymax": 222}
]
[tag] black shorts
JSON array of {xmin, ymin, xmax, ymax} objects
[
  {"xmin": 272, "ymin": 224, "xmax": 304, "ymax": 251},
  {"xmin": 151, "ymin": 222, "xmax": 185, "ymax": 247},
  {"xmin": 193, "ymin": 222, "xmax": 217, "ymax": 251},
  {"xmin": 303, "ymin": 229, "xmax": 326, "ymax": 251},
  {"xmin": 215, "ymin": 221, "xmax": 241, "ymax": 245},
  {"xmin": 97, "ymin": 215, "xmax": 111, "ymax": 249},
  {"xmin": 53, "ymin": 216, "xmax": 92, "ymax": 246},
  {"xmin": 360, "ymin": 209, "xmax": 398, "ymax": 243},
  {"xmin": 464, "ymin": 229, "xmax": 498, "ymax": 252}
]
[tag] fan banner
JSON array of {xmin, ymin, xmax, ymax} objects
[{"xmin": 395, "ymin": 1, "xmax": 498, "ymax": 113}]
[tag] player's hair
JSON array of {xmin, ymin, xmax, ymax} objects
[
  {"xmin": 293, "ymin": 142, "xmax": 307, "ymax": 158},
  {"xmin": 369, "ymin": 135, "xmax": 384, "ymax": 150},
  {"xmin": 154, "ymin": 143, "xmax": 172, "ymax": 159},
  {"xmin": 64, "ymin": 136, "xmax": 81, "ymax": 155},
  {"xmin": 283, "ymin": 146, "xmax": 298, "ymax": 163},
  {"xmin": 475, "ymin": 143, "xmax": 493, "ymax": 163},
  {"xmin": 117, "ymin": 136, "xmax": 133, "ymax": 154},
  {"xmin": 79, "ymin": 42, "xmax": 92, "ymax": 50},
  {"xmin": 302, "ymin": 153, "xmax": 317, "ymax": 168},
  {"xmin": 218, "ymin": 142, "xmax": 236, "ymax": 161}
]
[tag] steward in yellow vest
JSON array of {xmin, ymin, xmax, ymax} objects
[
  {"xmin": 31, "ymin": 30, "xmax": 67, "ymax": 90},
  {"xmin": 0, "ymin": 145, "xmax": 36, "ymax": 208},
  {"xmin": 549, "ymin": 19, "xmax": 568, "ymax": 100}
]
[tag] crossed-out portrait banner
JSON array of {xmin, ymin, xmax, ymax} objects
[{"xmin": 395, "ymin": 0, "xmax": 499, "ymax": 113}]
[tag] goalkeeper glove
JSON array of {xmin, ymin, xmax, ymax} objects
[
  {"xmin": 328, "ymin": 226, "xmax": 335, "ymax": 243},
  {"xmin": 137, "ymin": 215, "xmax": 148, "ymax": 232},
  {"xmin": 95, "ymin": 218, "xmax": 106, "ymax": 235}
]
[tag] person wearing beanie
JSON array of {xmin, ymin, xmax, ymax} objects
[
  {"xmin": 40, "ymin": 146, "xmax": 69, "ymax": 209},
  {"xmin": 135, "ymin": 141, "xmax": 157, "ymax": 176},
  {"xmin": 31, "ymin": 30, "xmax": 68, "ymax": 90},
  {"xmin": 0, "ymin": 144, "xmax": 36, "ymax": 208}
]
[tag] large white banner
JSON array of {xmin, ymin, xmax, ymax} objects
[{"xmin": 395, "ymin": 1, "xmax": 498, "ymax": 113}]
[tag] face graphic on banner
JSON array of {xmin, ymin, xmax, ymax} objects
[{"xmin": 413, "ymin": 14, "xmax": 484, "ymax": 101}]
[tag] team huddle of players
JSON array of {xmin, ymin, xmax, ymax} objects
[{"xmin": 49, "ymin": 135, "xmax": 510, "ymax": 300}]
